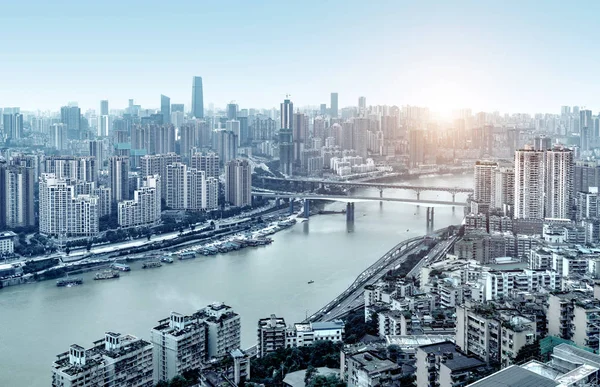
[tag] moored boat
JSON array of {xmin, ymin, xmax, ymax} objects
[{"xmin": 94, "ymin": 270, "xmax": 120, "ymax": 280}]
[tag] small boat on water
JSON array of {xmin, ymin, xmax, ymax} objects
[
  {"xmin": 94, "ymin": 270, "xmax": 120, "ymax": 280},
  {"xmin": 179, "ymin": 251, "xmax": 196, "ymax": 260},
  {"xmin": 111, "ymin": 263, "xmax": 131, "ymax": 272},
  {"xmin": 142, "ymin": 261, "xmax": 162, "ymax": 269},
  {"xmin": 56, "ymin": 278, "xmax": 83, "ymax": 287},
  {"xmin": 160, "ymin": 256, "xmax": 174, "ymax": 263},
  {"xmin": 308, "ymin": 280, "xmax": 314, "ymax": 284}
]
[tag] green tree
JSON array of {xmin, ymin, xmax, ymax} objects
[
  {"xmin": 309, "ymin": 375, "xmax": 345, "ymax": 387},
  {"xmin": 514, "ymin": 338, "xmax": 541, "ymax": 364},
  {"xmin": 304, "ymin": 365, "xmax": 317, "ymax": 385}
]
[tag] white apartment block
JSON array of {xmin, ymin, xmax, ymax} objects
[
  {"xmin": 0, "ymin": 231, "xmax": 16, "ymax": 254},
  {"xmin": 545, "ymin": 147, "xmax": 573, "ymax": 219},
  {"xmin": 286, "ymin": 321, "xmax": 345, "ymax": 348},
  {"xmin": 165, "ymin": 163, "xmax": 218, "ymax": 211},
  {"xmin": 51, "ymin": 332, "xmax": 153, "ymax": 387},
  {"xmin": 514, "ymin": 148, "xmax": 545, "ymax": 219},
  {"xmin": 474, "ymin": 160, "xmax": 498, "ymax": 212},
  {"xmin": 40, "ymin": 174, "xmax": 99, "ymax": 238},
  {"xmin": 191, "ymin": 152, "xmax": 220, "ymax": 179},
  {"xmin": 118, "ymin": 175, "xmax": 161, "ymax": 228},
  {"xmin": 150, "ymin": 312, "xmax": 207, "ymax": 384}
]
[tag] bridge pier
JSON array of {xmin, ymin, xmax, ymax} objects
[
  {"xmin": 303, "ymin": 199, "xmax": 310, "ymax": 218},
  {"xmin": 289, "ymin": 199, "xmax": 294, "ymax": 215},
  {"xmin": 451, "ymin": 193, "xmax": 456, "ymax": 212},
  {"xmin": 346, "ymin": 202, "xmax": 355, "ymax": 222},
  {"xmin": 379, "ymin": 189, "xmax": 383, "ymax": 198},
  {"xmin": 426, "ymin": 207, "xmax": 434, "ymax": 229},
  {"xmin": 275, "ymin": 198, "xmax": 281, "ymax": 207}
]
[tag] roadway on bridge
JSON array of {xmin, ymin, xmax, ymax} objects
[
  {"xmin": 306, "ymin": 236, "xmax": 427, "ymax": 323},
  {"xmin": 252, "ymin": 192, "xmax": 468, "ymax": 207},
  {"xmin": 258, "ymin": 176, "xmax": 474, "ymax": 194}
]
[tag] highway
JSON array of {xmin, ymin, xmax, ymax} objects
[
  {"xmin": 407, "ymin": 235, "xmax": 458, "ymax": 279},
  {"xmin": 305, "ymin": 236, "xmax": 427, "ymax": 323}
]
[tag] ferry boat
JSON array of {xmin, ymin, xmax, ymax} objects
[
  {"xmin": 56, "ymin": 278, "xmax": 83, "ymax": 287},
  {"xmin": 94, "ymin": 270, "xmax": 120, "ymax": 280},
  {"xmin": 160, "ymin": 256, "xmax": 174, "ymax": 263},
  {"xmin": 111, "ymin": 263, "xmax": 131, "ymax": 272},
  {"xmin": 179, "ymin": 251, "xmax": 196, "ymax": 260},
  {"xmin": 142, "ymin": 261, "xmax": 162, "ymax": 269},
  {"xmin": 308, "ymin": 280, "xmax": 314, "ymax": 284}
]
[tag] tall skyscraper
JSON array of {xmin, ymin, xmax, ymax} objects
[
  {"xmin": 191, "ymin": 152, "xmax": 220, "ymax": 179},
  {"xmin": 171, "ymin": 104, "xmax": 184, "ymax": 113},
  {"xmin": 100, "ymin": 100, "xmax": 109, "ymax": 116},
  {"xmin": 161, "ymin": 95, "xmax": 171, "ymax": 124},
  {"xmin": 352, "ymin": 117, "xmax": 369, "ymax": 159},
  {"xmin": 226, "ymin": 120, "xmax": 241, "ymax": 146},
  {"xmin": 60, "ymin": 105, "xmax": 81, "ymax": 139},
  {"xmin": 109, "ymin": 156, "xmax": 130, "ymax": 205},
  {"xmin": 545, "ymin": 147, "xmax": 574, "ymax": 219},
  {"xmin": 166, "ymin": 162, "xmax": 187, "ymax": 209},
  {"xmin": 293, "ymin": 113, "xmax": 307, "ymax": 163},
  {"xmin": 330, "ymin": 92, "xmax": 339, "ymax": 118},
  {"xmin": 50, "ymin": 124, "xmax": 68, "ymax": 150},
  {"xmin": 225, "ymin": 159, "xmax": 251, "ymax": 207},
  {"xmin": 408, "ymin": 129, "xmax": 425, "ymax": 167},
  {"xmin": 279, "ymin": 98, "xmax": 294, "ymax": 175},
  {"xmin": 514, "ymin": 148, "xmax": 545, "ymax": 219},
  {"xmin": 192, "ymin": 76, "xmax": 204, "ymax": 119}
]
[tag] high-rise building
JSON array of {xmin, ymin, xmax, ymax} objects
[
  {"xmin": 100, "ymin": 100, "xmax": 109, "ymax": 116},
  {"xmin": 60, "ymin": 105, "xmax": 81, "ymax": 139},
  {"xmin": 98, "ymin": 114, "xmax": 109, "ymax": 137},
  {"xmin": 43, "ymin": 156, "xmax": 97, "ymax": 183},
  {"xmin": 195, "ymin": 302, "xmax": 241, "ymax": 359},
  {"xmin": 51, "ymin": 332, "xmax": 153, "ymax": 387},
  {"xmin": 140, "ymin": 153, "xmax": 181, "ymax": 199},
  {"xmin": 533, "ymin": 136, "xmax": 552, "ymax": 151},
  {"xmin": 352, "ymin": 118, "xmax": 369, "ymax": 159},
  {"xmin": 192, "ymin": 76, "xmax": 204, "ymax": 119},
  {"xmin": 408, "ymin": 129, "xmax": 425, "ymax": 167},
  {"xmin": 226, "ymin": 120, "xmax": 241, "ymax": 146},
  {"xmin": 293, "ymin": 113, "xmax": 307, "ymax": 163},
  {"xmin": 213, "ymin": 129, "xmax": 238, "ymax": 165},
  {"xmin": 118, "ymin": 175, "xmax": 161, "ymax": 228},
  {"xmin": 165, "ymin": 162, "xmax": 188, "ymax": 209},
  {"xmin": 3, "ymin": 165, "xmax": 35, "ymax": 228},
  {"xmin": 3, "ymin": 113, "xmax": 23, "ymax": 140},
  {"xmin": 257, "ymin": 315, "xmax": 287, "ymax": 358},
  {"xmin": 279, "ymin": 98, "xmax": 294, "ymax": 175},
  {"xmin": 473, "ymin": 160, "xmax": 498, "ymax": 214},
  {"xmin": 109, "ymin": 156, "xmax": 130, "ymax": 204},
  {"xmin": 545, "ymin": 147, "xmax": 574, "ymax": 219},
  {"xmin": 50, "ymin": 123, "xmax": 68, "ymax": 150},
  {"xmin": 491, "ymin": 166, "xmax": 515, "ymax": 214},
  {"xmin": 358, "ymin": 96, "xmax": 366, "ymax": 114},
  {"xmin": 227, "ymin": 102, "xmax": 238, "ymax": 120},
  {"xmin": 330, "ymin": 92, "xmax": 339, "ymax": 118},
  {"xmin": 225, "ymin": 159, "xmax": 251, "ymax": 207},
  {"xmin": 161, "ymin": 94, "xmax": 171, "ymax": 124},
  {"xmin": 151, "ymin": 312, "xmax": 208, "ymax": 384},
  {"xmin": 514, "ymin": 148, "xmax": 545, "ymax": 219},
  {"xmin": 191, "ymin": 152, "xmax": 220, "ymax": 179},
  {"xmin": 39, "ymin": 174, "xmax": 99, "ymax": 238},
  {"xmin": 580, "ymin": 109, "xmax": 593, "ymax": 136}
]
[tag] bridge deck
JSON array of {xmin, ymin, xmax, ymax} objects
[{"xmin": 252, "ymin": 192, "xmax": 468, "ymax": 207}]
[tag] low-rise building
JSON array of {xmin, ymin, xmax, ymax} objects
[
  {"xmin": 415, "ymin": 341, "xmax": 485, "ymax": 387},
  {"xmin": 287, "ymin": 321, "xmax": 345, "ymax": 347},
  {"xmin": 257, "ymin": 314, "xmax": 287, "ymax": 357},
  {"xmin": 547, "ymin": 291, "xmax": 600, "ymax": 351},
  {"xmin": 345, "ymin": 350, "xmax": 401, "ymax": 387},
  {"xmin": 0, "ymin": 231, "xmax": 16, "ymax": 254},
  {"xmin": 51, "ymin": 332, "xmax": 153, "ymax": 387}
]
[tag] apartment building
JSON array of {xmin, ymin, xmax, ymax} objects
[
  {"xmin": 547, "ymin": 292, "xmax": 600, "ymax": 351},
  {"xmin": 150, "ymin": 312, "xmax": 207, "ymax": 384},
  {"xmin": 195, "ymin": 303, "xmax": 241, "ymax": 359},
  {"xmin": 51, "ymin": 332, "xmax": 153, "ymax": 387},
  {"xmin": 415, "ymin": 341, "xmax": 484, "ymax": 387},
  {"xmin": 257, "ymin": 314, "xmax": 287, "ymax": 357}
]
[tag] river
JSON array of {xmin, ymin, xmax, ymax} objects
[{"xmin": 0, "ymin": 173, "xmax": 472, "ymax": 386}]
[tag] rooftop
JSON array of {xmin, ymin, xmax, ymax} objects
[
  {"xmin": 283, "ymin": 367, "xmax": 339, "ymax": 387},
  {"xmin": 386, "ymin": 335, "xmax": 455, "ymax": 349},
  {"xmin": 351, "ymin": 352, "xmax": 399, "ymax": 374},
  {"xmin": 467, "ymin": 365, "xmax": 559, "ymax": 387}
]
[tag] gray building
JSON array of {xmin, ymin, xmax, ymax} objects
[
  {"xmin": 257, "ymin": 314, "xmax": 287, "ymax": 358},
  {"xmin": 330, "ymin": 92, "xmax": 338, "ymax": 118},
  {"xmin": 161, "ymin": 94, "xmax": 171, "ymax": 124},
  {"xmin": 195, "ymin": 302, "xmax": 241, "ymax": 359},
  {"xmin": 192, "ymin": 76, "xmax": 204, "ymax": 119}
]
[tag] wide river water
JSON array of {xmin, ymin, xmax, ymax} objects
[{"xmin": 0, "ymin": 173, "xmax": 472, "ymax": 386}]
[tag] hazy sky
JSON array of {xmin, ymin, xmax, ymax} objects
[{"xmin": 2, "ymin": 0, "xmax": 599, "ymax": 114}]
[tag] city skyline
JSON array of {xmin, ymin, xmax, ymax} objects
[{"xmin": 4, "ymin": 1, "xmax": 600, "ymax": 113}]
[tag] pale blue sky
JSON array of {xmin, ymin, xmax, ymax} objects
[{"xmin": 1, "ymin": 0, "xmax": 599, "ymax": 113}]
